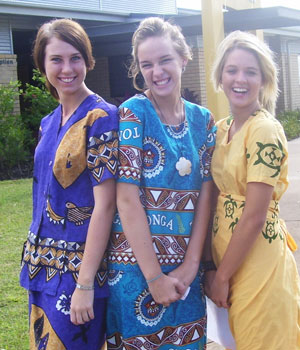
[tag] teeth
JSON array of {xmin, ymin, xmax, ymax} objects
[
  {"xmin": 155, "ymin": 79, "xmax": 169, "ymax": 86},
  {"xmin": 60, "ymin": 78, "xmax": 74, "ymax": 83},
  {"xmin": 233, "ymin": 87, "xmax": 247, "ymax": 93}
]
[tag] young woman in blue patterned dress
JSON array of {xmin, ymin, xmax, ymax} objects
[
  {"xmin": 19, "ymin": 19, "xmax": 118, "ymax": 350},
  {"xmin": 106, "ymin": 17, "xmax": 216, "ymax": 349}
]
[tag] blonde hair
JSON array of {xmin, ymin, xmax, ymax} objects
[
  {"xmin": 129, "ymin": 17, "xmax": 192, "ymax": 91},
  {"xmin": 33, "ymin": 18, "xmax": 95, "ymax": 100},
  {"xmin": 211, "ymin": 30, "xmax": 279, "ymax": 115}
]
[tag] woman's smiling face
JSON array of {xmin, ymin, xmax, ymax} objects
[
  {"xmin": 221, "ymin": 48, "xmax": 263, "ymax": 115},
  {"xmin": 137, "ymin": 35, "xmax": 186, "ymax": 99},
  {"xmin": 44, "ymin": 36, "xmax": 87, "ymax": 99}
]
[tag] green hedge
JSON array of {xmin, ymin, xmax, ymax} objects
[
  {"xmin": 0, "ymin": 70, "xmax": 57, "ymax": 180},
  {"xmin": 277, "ymin": 109, "xmax": 300, "ymax": 141}
]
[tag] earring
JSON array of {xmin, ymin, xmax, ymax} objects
[{"xmin": 182, "ymin": 66, "xmax": 186, "ymax": 73}]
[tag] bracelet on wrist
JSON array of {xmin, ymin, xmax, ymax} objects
[
  {"xmin": 202, "ymin": 260, "xmax": 217, "ymax": 272},
  {"xmin": 76, "ymin": 282, "xmax": 94, "ymax": 290},
  {"xmin": 146, "ymin": 272, "xmax": 163, "ymax": 284}
]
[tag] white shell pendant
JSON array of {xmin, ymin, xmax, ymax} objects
[{"xmin": 176, "ymin": 157, "xmax": 192, "ymax": 176}]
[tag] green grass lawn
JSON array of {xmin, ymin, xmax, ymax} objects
[{"xmin": 0, "ymin": 178, "xmax": 32, "ymax": 350}]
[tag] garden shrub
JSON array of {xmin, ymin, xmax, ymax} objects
[
  {"xmin": 21, "ymin": 69, "xmax": 58, "ymax": 152},
  {"xmin": 0, "ymin": 70, "xmax": 57, "ymax": 179},
  {"xmin": 277, "ymin": 110, "xmax": 300, "ymax": 141},
  {"xmin": 0, "ymin": 81, "xmax": 30, "ymax": 179}
]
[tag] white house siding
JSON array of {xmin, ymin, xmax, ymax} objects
[
  {"xmin": 0, "ymin": 16, "xmax": 12, "ymax": 54},
  {"xmin": 101, "ymin": 0, "xmax": 176, "ymax": 14},
  {"xmin": 279, "ymin": 38, "xmax": 300, "ymax": 112},
  {"xmin": 1, "ymin": 0, "xmax": 177, "ymax": 14},
  {"xmin": 0, "ymin": 0, "xmax": 100, "ymax": 11}
]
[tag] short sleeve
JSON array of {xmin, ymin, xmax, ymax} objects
[
  {"xmin": 117, "ymin": 106, "xmax": 143, "ymax": 186},
  {"xmin": 86, "ymin": 107, "xmax": 119, "ymax": 186},
  {"xmin": 246, "ymin": 115, "xmax": 288, "ymax": 186},
  {"xmin": 202, "ymin": 112, "xmax": 217, "ymax": 182}
]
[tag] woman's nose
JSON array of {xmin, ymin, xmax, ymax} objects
[
  {"xmin": 153, "ymin": 64, "xmax": 163, "ymax": 76},
  {"xmin": 61, "ymin": 61, "xmax": 72, "ymax": 73},
  {"xmin": 235, "ymin": 71, "xmax": 246, "ymax": 82}
]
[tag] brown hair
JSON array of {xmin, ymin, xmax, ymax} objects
[
  {"xmin": 129, "ymin": 17, "xmax": 192, "ymax": 91},
  {"xmin": 33, "ymin": 18, "xmax": 95, "ymax": 100},
  {"xmin": 211, "ymin": 30, "xmax": 279, "ymax": 115}
]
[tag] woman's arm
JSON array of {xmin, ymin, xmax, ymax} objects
[
  {"xmin": 117, "ymin": 182, "xmax": 185, "ymax": 307},
  {"xmin": 169, "ymin": 180, "xmax": 213, "ymax": 287},
  {"xmin": 210, "ymin": 181, "xmax": 274, "ymax": 308},
  {"xmin": 202, "ymin": 182, "xmax": 219, "ymax": 298},
  {"xmin": 70, "ymin": 178, "xmax": 116, "ymax": 325}
]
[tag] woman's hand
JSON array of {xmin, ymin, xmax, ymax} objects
[
  {"xmin": 168, "ymin": 261, "xmax": 199, "ymax": 292},
  {"xmin": 70, "ymin": 289, "xmax": 94, "ymax": 325},
  {"xmin": 148, "ymin": 273, "xmax": 185, "ymax": 307},
  {"xmin": 209, "ymin": 273, "xmax": 230, "ymax": 309}
]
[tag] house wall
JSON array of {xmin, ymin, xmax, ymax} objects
[
  {"xmin": 182, "ymin": 47, "xmax": 206, "ymax": 107},
  {"xmin": 281, "ymin": 39, "xmax": 300, "ymax": 112},
  {"xmin": 101, "ymin": 0, "xmax": 176, "ymax": 15},
  {"xmin": 85, "ymin": 56, "xmax": 112, "ymax": 103},
  {"xmin": 0, "ymin": 53, "xmax": 20, "ymax": 113},
  {"xmin": 1, "ymin": 0, "xmax": 176, "ymax": 14},
  {"xmin": 0, "ymin": 16, "xmax": 13, "ymax": 54}
]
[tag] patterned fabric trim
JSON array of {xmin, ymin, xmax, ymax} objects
[
  {"xmin": 139, "ymin": 187, "xmax": 199, "ymax": 211},
  {"xmin": 119, "ymin": 145, "xmax": 142, "ymax": 181},
  {"xmin": 119, "ymin": 107, "xmax": 142, "ymax": 123},
  {"xmin": 87, "ymin": 130, "xmax": 119, "ymax": 183},
  {"xmin": 106, "ymin": 317, "xmax": 206, "ymax": 350},
  {"xmin": 166, "ymin": 120, "xmax": 188, "ymax": 139},
  {"xmin": 22, "ymin": 231, "xmax": 107, "ymax": 285},
  {"xmin": 108, "ymin": 232, "xmax": 188, "ymax": 266}
]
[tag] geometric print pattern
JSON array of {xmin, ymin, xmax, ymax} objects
[
  {"xmin": 139, "ymin": 187, "xmax": 199, "ymax": 211},
  {"xmin": 119, "ymin": 106, "xmax": 142, "ymax": 124},
  {"xmin": 108, "ymin": 232, "xmax": 188, "ymax": 266},
  {"xmin": 106, "ymin": 317, "xmax": 206, "ymax": 350},
  {"xmin": 119, "ymin": 145, "xmax": 142, "ymax": 182},
  {"xmin": 87, "ymin": 130, "xmax": 119, "ymax": 183},
  {"xmin": 22, "ymin": 231, "xmax": 107, "ymax": 286}
]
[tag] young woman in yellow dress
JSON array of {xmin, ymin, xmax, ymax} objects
[{"xmin": 206, "ymin": 30, "xmax": 300, "ymax": 349}]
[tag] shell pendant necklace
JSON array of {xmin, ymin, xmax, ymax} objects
[{"xmin": 150, "ymin": 92, "xmax": 192, "ymax": 176}]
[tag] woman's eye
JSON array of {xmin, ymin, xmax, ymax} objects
[
  {"xmin": 72, "ymin": 55, "xmax": 81, "ymax": 61},
  {"xmin": 51, "ymin": 57, "xmax": 61, "ymax": 62},
  {"xmin": 141, "ymin": 64, "xmax": 151, "ymax": 69},
  {"xmin": 226, "ymin": 69, "xmax": 236, "ymax": 74},
  {"xmin": 161, "ymin": 58, "xmax": 171, "ymax": 64}
]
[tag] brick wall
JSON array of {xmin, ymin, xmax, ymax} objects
[
  {"xmin": 0, "ymin": 54, "xmax": 20, "ymax": 113},
  {"xmin": 272, "ymin": 37, "xmax": 300, "ymax": 113},
  {"xmin": 85, "ymin": 56, "xmax": 112, "ymax": 103},
  {"xmin": 287, "ymin": 53, "xmax": 300, "ymax": 110},
  {"xmin": 181, "ymin": 47, "xmax": 207, "ymax": 107}
]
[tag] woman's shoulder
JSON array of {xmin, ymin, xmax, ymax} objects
[
  {"xmin": 184, "ymin": 99, "xmax": 211, "ymax": 116},
  {"xmin": 250, "ymin": 109, "xmax": 284, "ymax": 133},
  {"xmin": 120, "ymin": 93, "xmax": 148, "ymax": 109},
  {"xmin": 92, "ymin": 94, "xmax": 118, "ymax": 116},
  {"xmin": 119, "ymin": 94, "xmax": 150, "ymax": 121},
  {"xmin": 40, "ymin": 104, "xmax": 61, "ymax": 127}
]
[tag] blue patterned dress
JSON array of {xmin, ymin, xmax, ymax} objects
[
  {"xmin": 107, "ymin": 94, "xmax": 216, "ymax": 350},
  {"xmin": 20, "ymin": 94, "xmax": 118, "ymax": 350}
]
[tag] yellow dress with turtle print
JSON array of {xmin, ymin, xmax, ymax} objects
[{"xmin": 211, "ymin": 109, "xmax": 300, "ymax": 350}]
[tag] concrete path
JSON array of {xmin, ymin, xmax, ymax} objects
[{"xmin": 207, "ymin": 137, "xmax": 300, "ymax": 350}]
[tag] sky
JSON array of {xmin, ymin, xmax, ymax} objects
[{"xmin": 176, "ymin": 0, "xmax": 300, "ymax": 11}]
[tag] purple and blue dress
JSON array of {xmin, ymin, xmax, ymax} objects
[{"xmin": 20, "ymin": 94, "xmax": 118, "ymax": 350}]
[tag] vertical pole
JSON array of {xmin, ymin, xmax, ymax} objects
[{"xmin": 201, "ymin": 0, "xmax": 229, "ymax": 120}]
